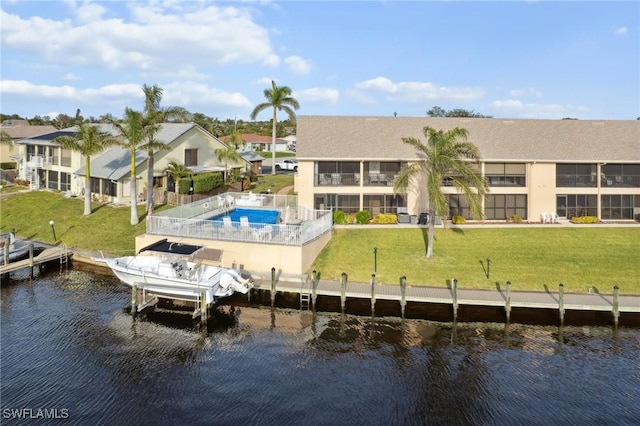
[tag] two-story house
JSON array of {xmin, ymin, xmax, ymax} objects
[{"xmin": 295, "ymin": 116, "xmax": 640, "ymax": 222}]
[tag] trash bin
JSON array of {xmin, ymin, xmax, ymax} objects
[
  {"xmin": 419, "ymin": 212, "xmax": 430, "ymax": 225},
  {"xmin": 410, "ymin": 215, "xmax": 418, "ymax": 225},
  {"xmin": 397, "ymin": 213, "xmax": 410, "ymax": 223}
]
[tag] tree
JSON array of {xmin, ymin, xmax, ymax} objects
[
  {"xmin": 53, "ymin": 122, "xmax": 119, "ymax": 215},
  {"xmin": 141, "ymin": 84, "xmax": 190, "ymax": 212},
  {"xmin": 427, "ymin": 106, "xmax": 492, "ymax": 118},
  {"xmin": 250, "ymin": 80, "xmax": 300, "ymax": 175},
  {"xmin": 164, "ymin": 161, "xmax": 193, "ymax": 193},
  {"xmin": 226, "ymin": 128, "xmax": 245, "ymax": 150},
  {"xmin": 105, "ymin": 108, "xmax": 159, "ymax": 225},
  {"xmin": 394, "ymin": 126, "xmax": 488, "ymax": 258},
  {"xmin": 214, "ymin": 144, "xmax": 243, "ymax": 184},
  {"xmin": 0, "ymin": 130, "xmax": 12, "ymax": 146}
]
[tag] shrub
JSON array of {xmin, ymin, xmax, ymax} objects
[
  {"xmin": 371, "ymin": 213, "xmax": 397, "ymax": 224},
  {"xmin": 507, "ymin": 214, "xmax": 522, "ymax": 223},
  {"xmin": 333, "ymin": 210, "xmax": 345, "ymax": 224},
  {"xmin": 451, "ymin": 215, "xmax": 466, "ymax": 224},
  {"xmin": 1, "ymin": 162, "xmax": 17, "ymax": 170},
  {"xmin": 345, "ymin": 214, "xmax": 356, "ymax": 224},
  {"xmin": 355, "ymin": 210, "xmax": 371, "ymax": 225},
  {"xmin": 571, "ymin": 216, "xmax": 599, "ymax": 224}
]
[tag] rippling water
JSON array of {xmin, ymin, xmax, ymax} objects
[{"xmin": 1, "ymin": 269, "xmax": 639, "ymax": 425}]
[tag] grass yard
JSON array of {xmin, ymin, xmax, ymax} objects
[
  {"xmin": 2, "ymin": 189, "xmax": 638, "ymax": 294},
  {"xmin": 312, "ymin": 227, "xmax": 640, "ymax": 294}
]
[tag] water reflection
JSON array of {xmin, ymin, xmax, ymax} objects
[{"xmin": 1, "ymin": 270, "xmax": 639, "ymax": 425}]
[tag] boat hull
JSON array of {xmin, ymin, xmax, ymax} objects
[{"xmin": 96, "ymin": 255, "xmax": 252, "ymax": 305}]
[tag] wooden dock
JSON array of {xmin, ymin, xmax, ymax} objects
[
  {"xmin": 247, "ymin": 269, "xmax": 640, "ymax": 327},
  {"xmin": 0, "ymin": 245, "xmax": 72, "ymax": 279}
]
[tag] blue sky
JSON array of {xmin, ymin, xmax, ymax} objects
[{"xmin": 1, "ymin": 1, "xmax": 638, "ymax": 121}]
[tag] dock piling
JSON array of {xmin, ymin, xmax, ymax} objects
[
  {"xmin": 400, "ymin": 276, "xmax": 407, "ymax": 318},
  {"xmin": 131, "ymin": 284, "xmax": 138, "ymax": 316},
  {"xmin": 340, "ymin": 272, "xmax": 347, "ymax": 313},
  {"xmin": 505, "ymin": 281, "xmax": 512, "ymax": 323},
  {"xmin": 613, "ymin": 285, "xmax": 620, "ymax": 328},
  {"xmin": 312, "ymin": 270, "xmax": 320, "ymax": 310},
  {"xmin": 451, "ymin": 278, "xmax": 458, "ymax": 322},
  {"xmin": 370, "ymin": 274, "xmax": 376, "ymax": 316},
  {"xmin": 270, "ymin": 267, "xmax": 276, "ymax": 306},
  {"xmin": 559, "ymin": 283, "xmax": 565, "ymax": 326},
  {"xmin": 200, "ymin": 291, "xmax": 208, "ymax": 326}
]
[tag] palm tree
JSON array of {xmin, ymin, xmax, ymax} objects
[
  {"xmin": 250, "ymin": 80, "xmax": 300, "ymax": 175},
  {"xmin": 394, "ymin": 126, "xmax": 488, "ymax": 258},
  {"xmin": 214, "ymin": 144, "xmax": 243, "ymax": 184},
  {"xmin": 105, "ymin": 108, "xmax": 160, "ymax": 225},
  {"xmin": 53, "ymin": 122, "xmax": 119, "ymax": 215},
  {"xmin": 1, "ymin": 130, "xmax": 12, "ymax": 145},
  {"xmin": 226, "ymin": 128, "xmax": 245, "ymax": 150},
  {"xmin": 141, "ymin": 84, "xmax": 189, "ymax": 212},
  {"xmin": 164, "ymin": 161, "xmax": 193, "ymax": 193}
]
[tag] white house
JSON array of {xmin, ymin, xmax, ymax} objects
[{"xmin": 14, "ymin": 122, "xmax": 249, "ymax": 204}]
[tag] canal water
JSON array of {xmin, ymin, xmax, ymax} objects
[{"xmin": 1, "ymin": 269, "xmax": 639, "ymax": 425}]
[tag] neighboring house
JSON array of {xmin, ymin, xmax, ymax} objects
[
  {"xmin": 0, "ymin": 120, "xmax": 57, "ymax": 166},
  {"xmin": 282, "ymin": 134, "xmax": 297, "ymax": 150},
  {"xmin": 296, "ymin": 116, "xmax": 640, "ymax": 222},
  {"xmin": 14, "ymin": 122, "xmax": 249, "ymax": 203},
  {"xmin": 224, "ymin": 133, "xmax": 289, "ymax": 153}
]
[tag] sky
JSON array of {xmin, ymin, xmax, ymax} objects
[{"xmin": 1, "ymin": 0, "xmax": 638, "ymax": 122}]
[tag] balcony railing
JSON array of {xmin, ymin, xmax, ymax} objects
[{"xmin": 315, "ymin": 172, "xmax": 399, "ymax": 187}]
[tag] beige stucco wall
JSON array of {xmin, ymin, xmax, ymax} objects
[{"xmin": 135, "ymin": 230, "xmax": 331, "ymax": 276}]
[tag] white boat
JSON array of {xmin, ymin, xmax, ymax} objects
[
  {"xmin": 95, "ymin": 255, "xmax": 253, "ymax": 305},
  {"xmin": 0, "ymin": 232, "xmax": 32, "ymax": 265}
]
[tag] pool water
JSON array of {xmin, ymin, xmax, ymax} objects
[{"xmin": 210, "ymin": 208, "xmax": 280, "ymax": 224}]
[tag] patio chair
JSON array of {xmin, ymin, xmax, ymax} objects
[
  {"xmin": 540, "ymin": 212, "xmax": 548, "ymax": 224},
  {"xmin": 254, "ymin": 225, "xmax": 273, "ymax": 241},
  {"xmin": 550, "ymin": 212, "xmax": 559, "ymax": 223}
]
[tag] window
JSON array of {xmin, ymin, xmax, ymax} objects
[
  {"xmin": 51, "ymin": 147, "xmax": 60, "ymax": 166},
  {"xmin": 556, "ymin": 164, "xmax": 596, "ymax": 187},
  {"xmin": 602, "ymin": 164, "xmax": 640, "ymax": 188},
  {"xmin": 363, "ymin": 194, "xmax": 406, "ymax": 215},
  {"xmin": 185, "ymin": 149, "xmax": 198, "ymax": 167},
  {"xmin": 447, "ymin": 194, "xmax": 471, "ymax": 218},
  {"xmin": 485, "ymin": 163, "xmax": 526, "ymax": 187},
  {"xmin": 60, "ymin": 172, "xmax": 71, "ymax": 192},
  {"xmin": 484, "ymin": 194, "xmax": 528, "ymax": 220},
  {"xmin": 563, "ymin": 194, "xmax": 597, "ymax": 218},
  {"xmin": 601, "ymin": 195, "xmax": 638, "ymax": 220},
  {"xmin": 47, "ymin": 171, "xmax": 59, "ymax": 190},
  {"xmin": 314, "ymin": 194, "xmax": 360, "ymax": 213},
  {"xmin": 103, "ymin": 179, "xmax": 117, "ymax": 197},
  {"xmin": 61, "ymin": 148, "xmax": 72, "ymax": 167},
  {"xmin": 90, "ymin": 177, "xmax": 100, "ymax": 194}
]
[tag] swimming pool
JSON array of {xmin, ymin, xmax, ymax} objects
[{"xmin": 209, "ymin": 208, "xmax": 280, "ymax": 225}]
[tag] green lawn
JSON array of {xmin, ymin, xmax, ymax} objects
[
  {"xmin": 311, "ymin": 227, "xmax": 640, "ymax": 294},
  {"xmin": 2, "ymin": 189, "xmax": 638, "ymax": 294}
]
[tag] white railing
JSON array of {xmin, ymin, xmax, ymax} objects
[{"xmin": 146, "ymin": 192, "xmax": 332, "ymax": 246}]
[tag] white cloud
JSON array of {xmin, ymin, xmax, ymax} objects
[
  {"xmin": 354, "ymin": 77, "xmax": 484, "ymax": 103},
  {"xmin": 1, "ymin": 3, "xmax": 276, "ymax": 73},
  {"xmin": 490, "ymin": 99, "xmax": 590, "ymax": 119},
  {"xmin": 294, "ymin": 87, "xmax": 339, "ymax": 105},
  {"xmin": 284, "ymin": 56, "xmax": 311, "ymax": 75},
  {"xmin": 509, "ymin": 87, "xmax": 543, "ymax": 98},
  {"xmin": 615, "ymin": 26, "xmax": 628, "ymax": 35}
]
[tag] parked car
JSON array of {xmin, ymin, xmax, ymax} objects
[
  {"xmin": 288, "ymin": 143, "xmax": 297, "ymax": 152},
  {"xmin": 275, "ymin": 159, "xmax": 298, "ymax": 171}
]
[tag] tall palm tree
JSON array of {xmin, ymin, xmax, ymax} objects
[
  {"xmin": 214, "ymin": 144, "xmax": 243, "ymax": 184},
  {"xmin": 105, "ymin": 108, "xmax": 160, "ymax": 225},
  {"xmin": 226, "ymin": 128, "xmax": 245, "ymax": 150},
  {"xmin": 250, "ymin": 80, "xmax": 300, "ymax": 175},
  {"xmin": 141, "ymin": 84, "xmax": 189, "ymax": 212},
  {"xmin": 394, "ymin": 126, "xmax": 488, "ymax": 258},
  {"xmin": 53, "ymin": 122, "xmax": 119, "ymax": 216},
  {"xmin": 164, "ymin": 161, "xmax": 193, "ymax": 193}
]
